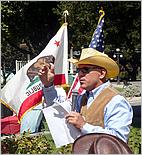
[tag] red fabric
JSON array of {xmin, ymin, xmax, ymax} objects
[
  {"xmin": 18, "ymin": 74, "xmax": 66, "ymax": 122},
  {"xmin": 54, "ymin": 74, "xmax": 66, "ymax": 85},
  {"xmin": 1, "ymin": 115, "xmax": 20, "ymax": 134},
  {"xmin": 18, "ymin": 90, "xmax": 43, "ymax": 122},
  {"xmin": 68, "ymin": 74, "xmax": 84, "ymax": 99}
]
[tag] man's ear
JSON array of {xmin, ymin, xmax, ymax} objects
[{"xmin": 99, "ymin": 69, "xmax": 107, "ymax": 79}]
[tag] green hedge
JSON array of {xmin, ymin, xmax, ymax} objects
[
  {"xmin": 1, "ymin": 126, "xmax": 141, "ymax": 154},
  {"xmin": 128, "ymin": 127, "xmax": 141, "ymax": 154},
  {"xmin": 1, "ymin": 132, "xmax": 72, "ymax": 154}
]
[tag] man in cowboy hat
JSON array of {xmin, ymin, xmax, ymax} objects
[{"xmin": 38, "ymin": 48, "xmax": 133, "ymax": 143}]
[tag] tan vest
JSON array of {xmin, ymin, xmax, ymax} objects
[{"xmin": 80, "ymin": 86, "xmax": 118, "ymax": 128}]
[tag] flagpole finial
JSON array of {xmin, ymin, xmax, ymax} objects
[
  {"xmin": 100, "ymin": 6, "xmax": 103, "ymax": 11},
  {"xmin": 63, "ymin": 10, "xmax": 69, "ymax": 23},
  {"xmin": 98, "ymin": 9, "xmax": 105, "ymax": 25}
]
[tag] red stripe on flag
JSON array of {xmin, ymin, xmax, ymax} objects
[
  {"xmin": 67, "ymin": 74, "xmax": 84, "ymax": 99},
  {"xmin": 18, "ymin": 90, "xmax": 43, "ymax": 121},
  {"xmin": 68, "ymin": 75, "xmax": 79, "ymax": 99},
  {"xmin": 54, "ymin": 74, "xmax": 66, "ymax": 85},
  {"xmin": 18, "ymin": 74, "xmax": 66, "ymax": 121}
]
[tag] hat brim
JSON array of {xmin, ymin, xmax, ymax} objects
[
  {"xmin": 72, "ymin": 133, "xmax": 133, "ymax": 154},
  {"xmin": 69, "ymin": 56, "xmax": 119, "ymax": 78}
]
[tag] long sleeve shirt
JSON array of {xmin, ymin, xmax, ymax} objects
[{"xmin": 43, "ymin": 81, "xmax": 133, "ymax": 143}]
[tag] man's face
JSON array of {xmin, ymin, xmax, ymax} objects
[{"xmin": 77, "ymin": 64, "xmax": 106, "ymax": 91}]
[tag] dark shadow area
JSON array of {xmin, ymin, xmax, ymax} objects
[
  {"xmin": 1, "ymin": 104, "xmax": 13, "ymax": 118},
  {"xmin": 131, "ymin": 105, "xmax": 141, "ymax": 128}
]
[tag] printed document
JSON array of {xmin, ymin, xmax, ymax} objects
[{"xmin": 42, "ymin": 102, "xmax": 82, "ymax": 148}]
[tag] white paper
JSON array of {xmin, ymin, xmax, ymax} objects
[{"xmin": 42, "ymin": 102, "xmax": 82, "ymax": 148}]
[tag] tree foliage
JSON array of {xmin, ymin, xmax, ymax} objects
[
  {"xmin": 1, "ymin": 1, "xmax": 58, "ymax": 69},
  {"xmin": 1, "ymin": 1, "xmax": 58, "ymax": 83},
  {"xmin": 1, "ymin": 1, "xmax": 141, "ymax": 81},
  {"xmin": 54, "ymin": 1, "xmax": 141, "ymax": 80}
]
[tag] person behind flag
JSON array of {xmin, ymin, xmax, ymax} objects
[
  {"xmin": 20, "ymin": 55, "xmax": 55, "ymax": 133},
  {"xmin": 39, "ymin": 47, "xmax": 133, "ymax": 143}
]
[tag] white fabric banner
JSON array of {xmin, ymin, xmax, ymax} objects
[{"xmin": 1, "ymin": 23, "xmax": 68, "ymax": 122}]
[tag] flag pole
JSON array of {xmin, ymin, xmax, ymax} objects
[
  {"xmin": 63, "ymin": 10, "xmax": 69, "ymax": 84},
  {"xmin": 70, "ymin": 47, "xmax": 74, "ymax": 74},
  {"xmin": 63, "ymin": 10, "xmax": 69, "ymax": 23}
]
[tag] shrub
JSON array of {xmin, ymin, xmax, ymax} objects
[
  {"xmin": 128, "ymin": 127, "xmax": 141, "ymax": 154},
  {"xmin": 1, "ymin": 132, "xmax": 72, "ymax": 154},
  {"xmin": 122, "ymin": 85, "xmax": 141, "ymax": 97},
  {"xmin": 1, "ymin": 126, "xmax": 141, "ymax": 154},
  {"xmin": 114, "ymin": 84, "xmax": 141, "ymax": 97}
]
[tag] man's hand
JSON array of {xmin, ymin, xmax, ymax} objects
[
  {"xmin": 65, "ymin": 112, "xmax": 86, "ymax": 129},
  {"xmin": 38, "ymin": 63, "xmax": 55, "ymax": 87}
]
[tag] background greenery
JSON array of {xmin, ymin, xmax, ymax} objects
[
  {"xmin": 1, "ymin": 126, "xmax": 141, "ymax": 154},
  {"xmin": 1, "ymin": 1, "xmax": 141, "ymax": 86}
]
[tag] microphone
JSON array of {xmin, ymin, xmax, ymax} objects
[{"xmin": 71, "ymin": 89, "xmax": 78, "ymax": 111}]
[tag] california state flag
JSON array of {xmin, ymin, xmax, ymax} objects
[{"xmin": 0, "ymin": 23, "xmax": 68, "ymax": 122}]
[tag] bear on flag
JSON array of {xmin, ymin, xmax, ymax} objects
[{"xmin": 0, "ymin": 23, "xmax": 68, "ymax": 122}]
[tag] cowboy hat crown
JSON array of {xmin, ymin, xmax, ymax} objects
[{"xmin": 69, "ymin": 48, "xmax": 119, "ymax": 78}]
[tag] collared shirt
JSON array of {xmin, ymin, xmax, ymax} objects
[
  {"xmin": 77, "ymin": 81, "xmax": 133, "ymax": 143},
  {"xmin": 43, "ymin": 81, "xmax": 133, "ymax": 143}
]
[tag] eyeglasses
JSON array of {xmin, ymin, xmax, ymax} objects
[{"xmin": 76, "ymin": 66, "xmax": 102, "ymax": 74}]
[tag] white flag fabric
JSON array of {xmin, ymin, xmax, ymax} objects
[{"xmin": 0, "ymin": 23, "xmax": 68, "ymax": 122}]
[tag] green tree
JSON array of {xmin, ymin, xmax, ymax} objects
[
  {"xmin": 1, "ymin": 1, "xmax": 59, "ymax": 85},
  {"xmin": 54, "ymin": 1, "xmax": 141, "ymax": 80},
  {"xmin": 1, "ymin": 1, "xmax": 141, "ymax": 83}
]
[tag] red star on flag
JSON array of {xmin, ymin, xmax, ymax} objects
[{"xmin": 54, "ymin": 40, "xmax": 60, "ymax": 47}]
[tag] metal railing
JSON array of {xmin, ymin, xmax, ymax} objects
[{"xmin": 15, "ymin": 60, "xmax": 28, "ymax": 73}]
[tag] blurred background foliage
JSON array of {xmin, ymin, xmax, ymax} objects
[{"xmin": 1, "ymin": 1, "xmax": 141, "ymax": 83}]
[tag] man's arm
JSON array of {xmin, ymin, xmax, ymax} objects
[
  {"xmin": 38, "ymin": 63, "xmax": 67, "ymax": 106},
  {"xmin": 43, "ymin": 86, "xmax": 67, "ymax": 106}
]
